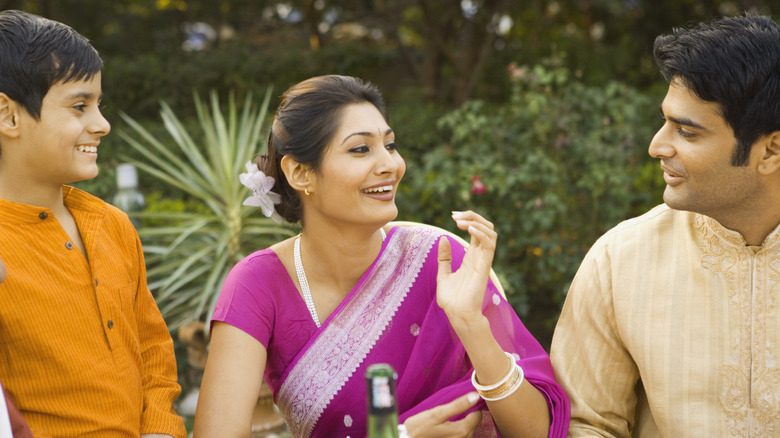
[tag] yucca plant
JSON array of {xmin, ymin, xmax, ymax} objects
[{"xmin": 118, "ymin": 89, "xmax": 296, "ymax": 331}]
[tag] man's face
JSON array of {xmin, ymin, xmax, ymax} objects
[{"xmin": 648, "ymin": 81, "xmax": 764, "ymax": 223}]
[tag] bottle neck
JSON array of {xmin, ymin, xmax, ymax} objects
[{"xmin": 367, "ymin": 411, "xmax": 399, "ymax": 438}]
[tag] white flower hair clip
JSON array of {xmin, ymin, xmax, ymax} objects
[{"xmin": 240, "ymin": 160, "xmax": 283, "ymax": 223}]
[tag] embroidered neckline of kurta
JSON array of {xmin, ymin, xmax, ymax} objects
[{"xmin": 696, "ymin": 214, "xmax": 780, "ymax": 436}]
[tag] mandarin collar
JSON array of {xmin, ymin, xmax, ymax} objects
[
  {"xmin": 699, "ymin": 213, "xmax": 780, "ymax": 250},
  {"xmin": 0, "ymin": 186, "xmax": 101, "ymax": 224}
]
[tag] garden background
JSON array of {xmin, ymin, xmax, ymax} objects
[{"xmin": 5, "ymin": 0, "xmax": 778, "ymax": 396}]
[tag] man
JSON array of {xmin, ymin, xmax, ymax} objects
[
  {"xmin": 0, "ymin": 10, "xmax": 185, "ymax": 437},
  {"xmin": 550, "ymin": 14, "xmax": 780, "ymax": 436}
]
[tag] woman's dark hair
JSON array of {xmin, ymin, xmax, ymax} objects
[
  {"xmin": 258, "ymin": 75, "xmax": 388, "ymax": 223},
  {"xmin": 0, "ymin": 10, "xmax": 103, "ymax": 120},
  {"xmin": 654, "ymin": 14, "xmax": 780, "ymax": 166}
]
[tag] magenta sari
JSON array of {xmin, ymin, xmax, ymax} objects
[{"xmin": 213, "ymin": 226, "xmax": 569, "ymax": 437}]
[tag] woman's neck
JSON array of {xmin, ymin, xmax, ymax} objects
[{"xmin": 298, "ymin": 221, "xmax": 386, "ymax": 294}]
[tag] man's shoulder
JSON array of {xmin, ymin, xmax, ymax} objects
[
  {"xmin": 602, "ymin": 204, "xmax": 691, "ymax": 239},
  {"xmin": 584, "ymin": 204, "xmax": 696, "ymax": 259}
]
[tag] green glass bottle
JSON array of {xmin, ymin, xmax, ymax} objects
[{"xmin": 366, "ymin": 363, "xmax": 400, "ymax": 438}]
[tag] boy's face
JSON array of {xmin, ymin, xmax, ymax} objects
[{"xmin": 13, "ymin": 73, "xmax": 110, "ymax": 185}]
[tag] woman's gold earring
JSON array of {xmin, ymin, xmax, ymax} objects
[{"xmin": 304, "ymin": 188, "xmax": 310, "ymax": 196}]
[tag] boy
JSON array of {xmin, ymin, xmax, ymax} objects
[
  {"xmin": 0, "ymin": 257, "xmax": 33, "ymax": 438},
  {"xmin": 0, "ymin": 10, "xmax": 185, "ymax": 437}
]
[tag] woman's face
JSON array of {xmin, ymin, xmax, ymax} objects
[{"xmin": 305, "ymin": 102, "xmax": 406, "ymax": 228}]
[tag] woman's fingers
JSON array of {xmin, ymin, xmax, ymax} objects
[
  {"xmin": 452, "ymin": 210, "xmax": 494, "ymax": 230},
  {"xmin": 437, "ymin": 236, "xmax": 453, "ymax": 277},
  {"xmin": 446, "ymin": 411, "xmax": 483, "ymax": 438},
  {"xmin": 403, "ymin": 392, "xmax": 482, "ymax": 437},
  {"xmin": 452, "ymin": 211, "xmax": 496, "ymax": 250},
  {"xmin": 425, "ymin": 392, "xmax": 480, "ymax": 422}
]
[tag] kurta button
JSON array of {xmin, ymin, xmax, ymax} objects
[
  {"xmin": 38, "ymin": 212, "xmax": 48, "ymax": 220},
  {"xmin": 65, "ymin": 242, "xmax": 74, "ymax": 250},
  {"xmin": 107, "ymin": 320, "xmax": 114, "ymax": 329},
  {"xmin": 94, "ymin": 279, "xmax": 99, "ymax": 286}
]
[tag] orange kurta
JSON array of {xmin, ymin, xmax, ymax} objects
[{"xmin": 0, "ymin": 186, "xmax": 185, "ymax": 438}]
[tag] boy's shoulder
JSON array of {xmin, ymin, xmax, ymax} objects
[{"xmin": 63, "ymin": 185, "xmax": 135, "ymax": 231}]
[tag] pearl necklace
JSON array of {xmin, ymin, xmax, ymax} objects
[{"xmin": 294, "ymin": 228, "xmax": 387, "ymax": 327}]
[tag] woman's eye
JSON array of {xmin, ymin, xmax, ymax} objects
[
  {"xmin": 349, "ymin": 145, "xmax": 369, "ymax": 153},
  {"xmin": 385, "ymin": 142, "xmax": 398, "ymax": 151}
]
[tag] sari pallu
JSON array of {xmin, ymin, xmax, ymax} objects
[{"xmin": 275, "ymin": 227, "xmax": 570, "ymax": 437}]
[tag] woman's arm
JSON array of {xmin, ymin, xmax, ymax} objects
[
  {"xmin": 193, "ymin": 322, "xmax": 267, "ymax": 438},
  {"xmin": 436, "ymin": 211, "xmax": 550, "ymax": 438}
]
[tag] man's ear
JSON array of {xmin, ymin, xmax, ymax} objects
[
  {"xmin": 0, "ymin": 93, "xmax": 21, "ymax": 138},
  {"xmin": 280, "ymin": 155, "xmax": 313, "ymax": 194},
  {"xmin": 757, "ymin": 131, "xmax": 780, "ymax": 175}
]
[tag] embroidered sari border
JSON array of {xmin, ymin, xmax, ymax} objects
[{"xmin": 277, "ymin": 227, "xmax": 439, "ymax": 437}]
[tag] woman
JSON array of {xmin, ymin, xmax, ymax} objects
[{"xmin": 194, "ymin": 75, "xmax": 569, "ymax": 437}]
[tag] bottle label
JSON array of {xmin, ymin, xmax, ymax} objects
[
  {"xmin": 371, "ymin": 376, "xmax": 394, "ymax": 409},
  {"xmin": 366, "ymin": 363, "xmax": 398, "ymax": 416}
]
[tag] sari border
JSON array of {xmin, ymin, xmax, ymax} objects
[{"xmin": 277, "ymin": 227, "xmax": 439, "ymax": 437}]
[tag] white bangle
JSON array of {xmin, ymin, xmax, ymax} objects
[
  {"xmin": 479, "ymin": 363, "xmax": 524, "ymax": 402},
  {"xmin": 398, "ymin": 424, "xmax": 410, "ymax": 438},
  {"xmin": 471, "ymin": 351, "xmax": 515, "ymax": 391}
]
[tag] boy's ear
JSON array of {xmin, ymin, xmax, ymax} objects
[
  {"xmin": 0, "ymin": 93, "xmax": 21, "ymax": 138},
  {"xmin": 758, "ymin": 131, "xmax": 780, "ymax": 175},
  {"xmin": 280, "ymin": 155, "xmax": 312, "ymax": 194}
]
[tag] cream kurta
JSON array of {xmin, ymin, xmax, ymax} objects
[{"xmin": 550, "ymin": 204, "xmax": 780, "ymax": 437}]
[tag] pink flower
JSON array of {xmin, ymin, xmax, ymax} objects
[
  {"xmin": 471, "ymin": 175, "xmax": 486, "ymax": 195},
  {"xmin": 507, "ymin": 63, "xmax": 527, "ymax": 80}
]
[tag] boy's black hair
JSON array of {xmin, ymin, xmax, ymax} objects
[{"xmin": 0, "ymin": 10, "xmax": 103, "ymax": 120}]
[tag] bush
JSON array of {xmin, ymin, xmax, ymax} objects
[
  {"xmin": 102, "ymin": 41, "xmax": 400, "ymax": 121},
  {"xmin": 397, "ymin": 62, "xmax": 665, "ymax": 345},
  {"xmin": 117, "ymin": 91, "xmax": 296, "ymax": 330}
]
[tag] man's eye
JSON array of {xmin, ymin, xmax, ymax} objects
[{"xmin": 676, "ymin": 127, "xmax": 696, "ymax": 139}]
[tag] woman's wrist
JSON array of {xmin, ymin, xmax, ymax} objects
[{"xmin": 447, "ymin": 313, "xmax": 491, "ymax": 344}]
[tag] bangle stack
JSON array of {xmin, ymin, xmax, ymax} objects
[{"xmin": 471, "ymin": 352, "xmax": 524, "ymax": 402}]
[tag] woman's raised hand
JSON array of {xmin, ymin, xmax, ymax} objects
[{"xmin": 436, "ymin": 211, "xmax": 497, "ymax": 326}]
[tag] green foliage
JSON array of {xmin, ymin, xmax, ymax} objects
[
  {"xmin": 103, "ymin": 41, "xmax": 399, "ymax": 120},
  {"xmin": 398, "ymin": 61, "xmax": 665, "ymax": 342},
  {"xmin": 118, "ymin": 90, "xmax": 296, "ymax": 330}
]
